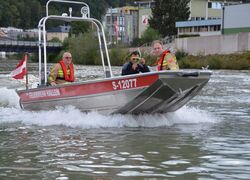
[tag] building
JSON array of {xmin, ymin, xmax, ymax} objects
[
  {"xmin": 137, "ymin": 7, "xmax": 152, "ymax": 38},
  {"xmin": 103, "ymin": 1, "xmax": 154, "ymax": 44},
  {"xmin": 223, "ymin": 3, "xmax": 250, "ymax": 34},
  {"xmin": 176, "ymin": 0, "xmax": 241, "ymax": 37},
  {"xmin": 0, "ymin": 27, "xmax": 40, "ymax": 40},
  {"xmin": 0, "ymin": 27, "xmax": 23, "ymax": 40},
  {"xmin": 135, "ymin": 0, "xmax": 154, "ymax": 38},
  {"xmin": 189, "ymin": 0, "xmax": 223, "ymax": 21},
  {"xmin": 175, "ymin": 2, "xmax": 250, "ymax": 55},
  {"xmin": 176, "ymin": 19, "xmax": 221, "ymax": 36},
  {"xmin": 103, "ymin": 6, "xmax": 138, "ymax": 44},
  {"xmin": 47, "ymin": 25, "xmax": 70, "ymax": 42},
  {"xmin": 0, "ymin": 29, "xmax": 8, "ymax": 40}
]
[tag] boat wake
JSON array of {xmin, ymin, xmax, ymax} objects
[
  {"xmin": 0, "ymin": 87, "xmax": 20, "ymax": 108},
  {"xmin": 0, "ymin": 87, "xmax": 217, "ymax": 129}
]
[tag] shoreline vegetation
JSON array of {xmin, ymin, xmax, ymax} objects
[
  {"xmin": 176, "ymin": 51, "xmax": 250, "ymax": 70},
  {"xmin": 3, "ymin": 30, "xmax": 249, "ymax": 70},
  {"xmin": 4, "ymin": 49, "xmax": 250, "ymax": 70},
  {"xmin": 55, "ymin": 33, "xmax": 250, "ymax": 70}
]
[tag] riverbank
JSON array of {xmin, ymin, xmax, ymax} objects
[
  {"xmin": 176, "ymin": 51, "xmax": 250, "ymax": 70},
  {"xmin": 109, "ymin": 49, "xmax": 250, "ymax": 70},
  {"xmin": 2, "ymin": 50, "xmax": 250, "ymax": 70}
]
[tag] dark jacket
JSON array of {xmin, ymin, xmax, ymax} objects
[{"xmin": 122, "ymin": 62, "xmax": 150, "ymax": 76}]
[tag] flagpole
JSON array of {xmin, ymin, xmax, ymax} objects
[{"xmin": 25, "ymin": 52, "xmax": 28, "ymax": 90}]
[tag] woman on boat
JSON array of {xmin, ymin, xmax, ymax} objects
[
  {"xmin": 48, "ymin": 52, "xmax": 75, "ymax": 86},
  {"xmin": 152, "ymin": 40, "xmax": 179, "ymax": 71},
  {"xmin": 121, "ymin": 51, "xmax": 150, "ymax": 75}
]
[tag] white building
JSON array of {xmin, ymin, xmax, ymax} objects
[{"xmin": 176, "ymin": 0, "xmax": 241, "ymax": 37}]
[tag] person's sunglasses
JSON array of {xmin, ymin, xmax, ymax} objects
[
  {"xmin": 132, "ymin": 57, "xmax": 140, "ymax": 61},
  {"xmin": 65, "ymin": 56, "xmax": 72, "ymax": 59}
]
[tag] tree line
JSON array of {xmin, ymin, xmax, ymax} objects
[
  {"xmin": 0, "ymin": 0, "xmax": 135, "ymax": 29},
  {"xmin": 2, "ymin": 0, "xmax": 250, "ymax": 38}
]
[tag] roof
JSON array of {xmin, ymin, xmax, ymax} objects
[{"xmin": 176, "ymin": 19, "xmax": 221, "ymax": 28}]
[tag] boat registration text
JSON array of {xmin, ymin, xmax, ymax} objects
[{"xmin": 112, "ymin": 78, "xmax": 137, "ymax": 90}]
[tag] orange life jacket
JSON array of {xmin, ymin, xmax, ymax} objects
[
  {"xmin": 157, "ymin": 50, "xmax": 170, "ymax": 71},
  {"xmin": 59, "ymin": 60, "xmax": 74, "ymax": 82}
]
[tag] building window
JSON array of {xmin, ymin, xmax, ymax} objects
[
  {"xmin": 208, "ymin": 2, "xmax": 222, "ymax": 9},
  {"xmin": 194, "ymin": 26, "xmax": 198, "ymax": 32}
]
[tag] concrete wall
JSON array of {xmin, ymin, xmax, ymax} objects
[{"xmin": 175, "ymin": 32, "xmax": 250, "ymax": 55}]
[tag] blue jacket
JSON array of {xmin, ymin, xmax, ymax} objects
[{"xmin": 122, "ymin": 62, "xmax": 150, "ymax": 75}]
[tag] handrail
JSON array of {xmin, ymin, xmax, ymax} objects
[
  {"xmin": 37, "ymin": 0, "xmax": 112, "ymax": 86},
  {"xmin": 38, "ymin": 15, "xmax": 113, "ymax": 85}
]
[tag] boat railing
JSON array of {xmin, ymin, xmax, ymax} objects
[
  {"xmin": 38, "ymin": 0, "xmax": 112, "ymax": 86},
  {"xmin": 46, "ymin": 0, "xmax": 90, "ymax": 18}
]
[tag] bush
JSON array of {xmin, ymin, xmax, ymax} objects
[
  {"xmin": 109, "ymin": 47, "xmax": 129, "ymax": 66},
  {"xmin": 131, "ymin": 38, "xmax": 143, "ymax": 47},
  {"xmin": 140, "ymin": 27, "xmax": 162, "ymax": 44},
  {"xmin": 131, "ymin": 27, "xmax": 162, "ymax": 47},
  {"xmin": 175, "ymin": 50, "xmax": 188, "ymax": 60},
  {"xmin": 142, "ymin": 53, "xmax": 158, "ymax": 66},
  {"xmin": 178, "ymin": 52, "xmax": 250, "ymax": 70},
  {"xmin": 208, "ymin": 57, "xmax": 221, "ymax": 69},
  {"xmin": 61, "ymin": 32, "xmax": 100, "ymax": 65}
]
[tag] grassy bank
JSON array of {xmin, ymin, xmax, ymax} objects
[
  {"xmin": 110, "ymin": 49, "xmax": 250, "ymax": 70},
  {"xmin": 5, "ymin": 47, "xmax": 250, "ymax": 70},
  {"xmin": 176, "ymin": 51, "xmax": 250, "ymax": 70}
]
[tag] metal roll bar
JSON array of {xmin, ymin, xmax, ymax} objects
[{"xmin": 38, "ymin": 0, "xmax": 113, "ymax": 85}]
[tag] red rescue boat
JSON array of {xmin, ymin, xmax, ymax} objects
[{"xmin": 16, "ymin": 0, "xmax": 212, "ymax": 115}]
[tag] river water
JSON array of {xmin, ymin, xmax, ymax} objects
[{"xmin": 0, "ymin": 63, "xmax": 250, "ymax": 179}]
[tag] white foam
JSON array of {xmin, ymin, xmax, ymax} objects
[
  {"xmin": 0, "ymin": 105, "xmax": 217, "ymax": 129},
  {"xmin": 0, "ymin": 87, "xmax": 20, "ymax": 108},
  {"xmin": 169, "ymin": 106, "xmax": 218, "ymax": 124}
]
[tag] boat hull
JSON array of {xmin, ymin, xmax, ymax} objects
[{"xmin": 17, "ymin": 71, "xmax": 212, "ymax": 115}]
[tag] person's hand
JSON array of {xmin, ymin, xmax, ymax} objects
[
  {"xmin": 50, "ymin": 82, "xmax": 57, "ymax": 86},
  {"xmin": 140, "ymin": 58, "xmax": 146, "ymax": 65},
  {"xmin": 132, "ymin": 62, "xmax": 138, "ymax": 70}
]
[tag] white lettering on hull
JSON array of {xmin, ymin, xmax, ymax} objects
[{"xmin": 26, "ymin": 89, "xmax": 60, "ymax": 99}]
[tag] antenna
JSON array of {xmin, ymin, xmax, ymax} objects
[
  {"xmin": 137, "ymin": 48, "xmax": 142, "ymax": 57},
  {"xmin": 69, "ymin": 7, "xmax": 72, "ymax": 17}
]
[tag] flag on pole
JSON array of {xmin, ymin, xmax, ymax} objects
[
  {"xmin": 10, "ymin": 53, "xmax": 28, "ymax": 79},
  {"xmin": 114, "ymin": 20, "xmax": 119, "ymax": 37}
]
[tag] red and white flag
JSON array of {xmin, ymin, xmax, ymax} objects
[
  {"xmin": 10, "ymin": 53, "xmax": 28, "ymax": 79},
  {"xmin": 114, "ymin": 20, "xmax": 119, "ymax": 37}
]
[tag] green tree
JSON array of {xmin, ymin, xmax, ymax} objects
[
  {"xmin": 66, "ymin": 32, "xmax": 100, "ymax": 65},
  {"xmin": 141, "ymin": 27, "xmax": 162, "ymax": 44},
  {"xmin": 149, "ymin": 0, "xmax": 190, "ymax": 37},
  {"xmin": 69, "ymin": 22, "xmax": 90, "ymax": 36}
]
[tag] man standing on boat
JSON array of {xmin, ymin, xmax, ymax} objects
[
  {"xmin": 152, "ymin": 40, "xmax": 179, "ymax": 71},
  {"xmin": 48, "ymin": 52, "xmax": 75, "ymax": 86},
  {"xmin": 122, "ymin": 51, "xmax": 150, "ymax": 75}
]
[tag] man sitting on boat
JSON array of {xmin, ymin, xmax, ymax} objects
[
  {"xmin": 152, "ymin": 40, "xmax": 179, "ymax": 71},
  {"xmin": 122, "ymin": 51, "xmax": 150, "ymax": 76},
  {"xmin": 48, "ymin": 52, "xmax": 75, "ymax": 86}
]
